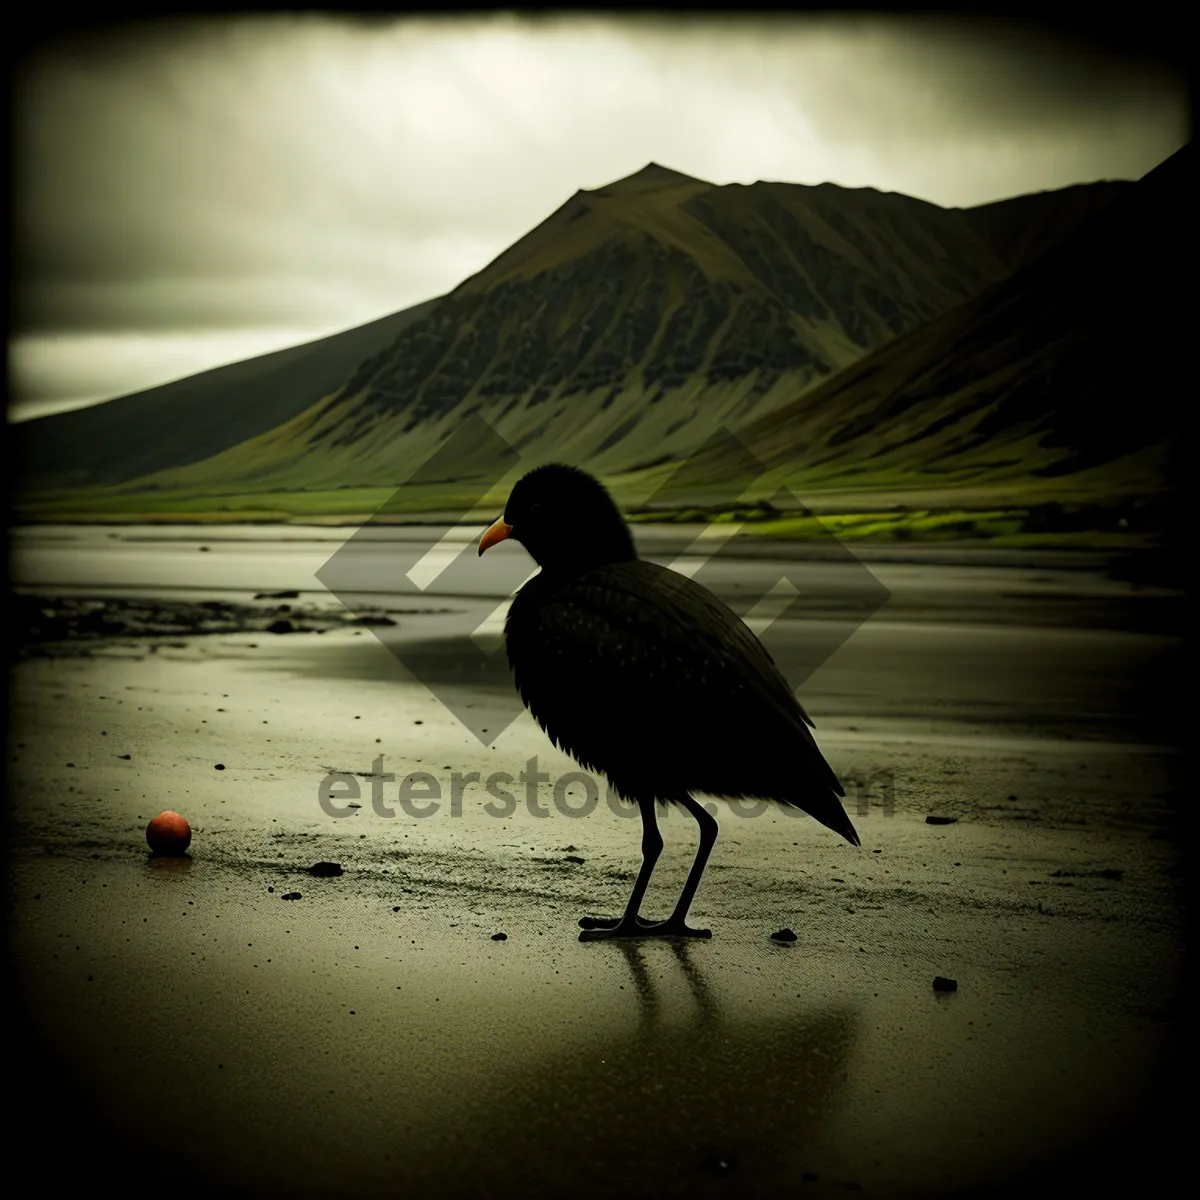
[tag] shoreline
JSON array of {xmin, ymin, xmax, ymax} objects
[{"xmin": 7, "ymin": 535, "xmax": 1185, "ymax": 1197}]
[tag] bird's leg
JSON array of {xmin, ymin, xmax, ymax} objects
[
  {"xmin": 579, "ymin": 798, "xmax": 663, "ymax": 941},
  {"xmin": 640, "ymin": 792, "xmax": 717, "ymax": 939}
]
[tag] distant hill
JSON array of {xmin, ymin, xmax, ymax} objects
[
  {"xmin": 12, "ymin": 299, "xmax": 440, "ymax": 488},
  {"xmin": 14, "ymin": 163, "xmax": 1130, "ymax": 512},
  {"xmin": 673, "ymin": 144, "xmax": 1189, "ymax": 508},
  {"xmin": 956, "ymin": 181, "xmax": 1133, "ymax": 276}
]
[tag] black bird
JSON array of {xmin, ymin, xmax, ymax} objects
[{"xmin": 478, "ymin": 464, "xmax": 859, "ymax": 941}]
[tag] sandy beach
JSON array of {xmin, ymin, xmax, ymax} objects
[{"xmin": 8, "ymin": 525, "xmax": 1186, "ymax": 1197}]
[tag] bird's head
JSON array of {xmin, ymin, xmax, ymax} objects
[{"xmin": 478, "ymin": 463, "xmax": 637, "ymax": 572}]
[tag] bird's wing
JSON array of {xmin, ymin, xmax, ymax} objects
[{"xmin": 510, "ymin": 560, "xmax": 843, "ymax": 797}]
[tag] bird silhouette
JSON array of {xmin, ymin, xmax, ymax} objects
[{"xmin": 479, "ymin": 464, "xmax": 859, "ymax": 941}]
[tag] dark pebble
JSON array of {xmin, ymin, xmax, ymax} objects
[
  {"xmin": 564, "ymin": 855, "xmax": 586, "ymax": 864},
  {"xmin": 254, "ymin": 590, "xmax": 299, "ymax": 600},
  {"xmin": 310, "ymin": 861, "xmax": 344, "ymax": 877},
  {"xmin": 491, "ymin": 932, "xmax": 507, "ymax": 941},
  {"xmin": 282, "ymin": 892, "xmax": 302, "ymax": 901},
  {"xmin": 770, "ymin": 928, "xmax": 798, "ymax": 942},
  {"xmin": 925, "ymin": 815, "xmax": 958, "ymax": 825},
  {"xmin": 266, "ymin": 619, "xmax": 294, "ymax": 635},
  {"xmin": 214, "ymin": 764, "xmax": 225, "ymax": 770},
  {"xmin": 267, "ymin": 887, "xmax": 274, "ymax": 893},
  {"xmin": 933, "ymin": 976, "xmax": 958, "ymax": 992},
  {"xmin": 118, "ymin": 754, "xmax": 131, "ymax": 760}
]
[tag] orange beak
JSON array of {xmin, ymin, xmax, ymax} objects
[{"xmin": 478, "ymin": 516, "xmax": 513, "ymax": 556}]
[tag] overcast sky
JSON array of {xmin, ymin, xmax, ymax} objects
[{"xmin": 10, "ymin": 12, "xmax": 1189, "ymax": 421}]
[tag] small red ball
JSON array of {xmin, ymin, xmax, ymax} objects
[{"xmin": 146, "ymin": 810, "xmax": 192, "ymax": 856}]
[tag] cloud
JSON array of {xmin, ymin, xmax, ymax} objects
[{"xmin": 8, "ymin": 328, "xmax": 320, "ymax": 423}]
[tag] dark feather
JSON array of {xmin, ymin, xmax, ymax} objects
[{"xmin": 507, "ymin": 558, "xmax": 859, "ymax": 845}]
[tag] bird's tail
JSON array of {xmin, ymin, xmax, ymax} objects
[
  {"xmin": 781, "ymin": 790, "xmax": 861, "ymax": 847},
  {"xmin": 825, "ymin": 802, "xmax": 862, "ymax": 847}
]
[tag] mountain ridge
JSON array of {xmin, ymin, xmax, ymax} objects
[
  {"xmin": 13, "ymin": 164, "xmax": 1144, "ymax": 514},
  {"xmin": 670, "ymin": 144, "xmax": 1189, "ymax": 505},
  {"xmin": 89, "ymin": 173, "xmax": 1125, "ymax": 498}
]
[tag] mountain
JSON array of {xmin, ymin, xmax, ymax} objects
[
  {"xmin": 957, "ymin": 181, "xmax": 1133, "ymax": 275},
  {"xmin": 15, "ymin": 163, "xmax": 1129, "ymax": 512},
  {"xmin": 12, "ymin": 298, "xmax": 441, "ymax": 489},
  {"xmin": 669, "ymin": 145, "xmax": 1189, "ymax": 508}
]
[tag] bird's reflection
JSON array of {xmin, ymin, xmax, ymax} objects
[
  {"xmin": 406, "ymin": 940, "xmax": 862, "ymax": 1198},
  {"xmin": 614, "ymin": 939, "xmax": 720, "ymax": 1028}
]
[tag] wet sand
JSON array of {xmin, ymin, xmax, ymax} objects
[{"xmin": 7, "ymin": 532, "xmax": 1186, "ymax": 1198}]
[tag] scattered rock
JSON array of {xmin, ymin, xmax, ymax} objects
[
  {"xmin": 118, "ymin": 754, "xmax": 131, "ymax": 760},
  {"xmin": 281, "ymin": 892, "xmax": 302, "ymax": 901},
  {"xmin": 254, "ymin": 590, "xmax": 300, "ymax": 600},
  {"xmin": 309, "ymin": 861, "xmax": 344, "ymax": 877},
  {"xmin": 214, "ymin": 764, "xmax": 225, "ymax": 771},
  {"xmin": 564, "ymin": 855, "xmax": 586, "ymax": 864},
  {"xmin": 770, "ymin": 928, "xmax": 798, "ymax": 943},
  {"xmin": 198, "ymin": 546, "xmax": 210, "ymax": 552},
  {"xmin": 347, "ymin": 615, "xmax": 398, "ymax": 626},
  {"xmin": 266, "ymin": 619, "xmax": 295, "ymax": 635},
  {"xmin": 932, "ymin": 976, "xmax": 958, "ymax": 992},
  {"xmin": 491, "ymin": 932, "xmax": 507, "ymax": 941},
  {"xmin": 925, "ymin": 815, "xmax": 958, "ymax": 825}
]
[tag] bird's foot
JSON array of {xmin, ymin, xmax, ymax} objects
[
  {"xmin": 640, "ymin": 916, "xmax": 712, "ymax": 940},
  {"xmin": 578, "ymin": 914, "xmax": 659, "ymax": 931},
  {"xmin": 578, "ymin": 914, "xmax": 711, "ymax": 941},
  {"xmin": 578, "ymin": 914, "xmax": 660, "ymax": 940}
]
